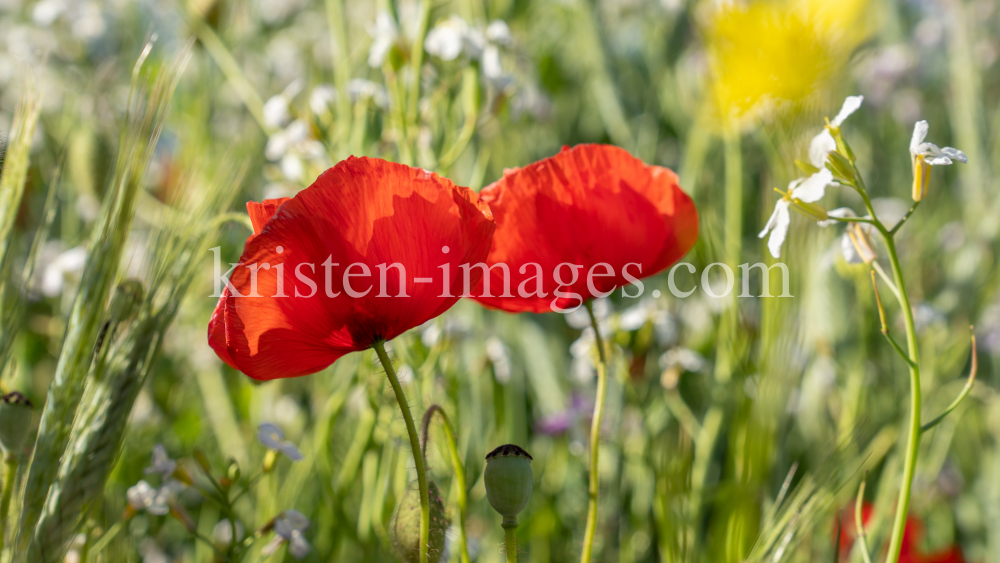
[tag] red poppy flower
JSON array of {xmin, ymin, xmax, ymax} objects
[
  {"xmin": 469, "ymin": 144, "xmax": 698, "ymax": 313},
  {"xmin": 207, "ymin": 156, "xmax": 495, "ymax": 380},
  {"xmin": 837, "ymin": 503, "xmax": 966, "ymax": 563}
]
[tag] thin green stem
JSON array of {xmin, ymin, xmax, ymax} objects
[
  {"xmin": 855, "ymin": 477, "xmax": 874, "ymax": 563},
  {"xmin": 184, "ymin": 9, "xmax": 266, "ymax": 132},
  {"xmin": 405, "ymin": 1, "xmax": 432, "ymax": 155},
  {"xmin": 421, "ymin": 406, "xmax": 470, "ymax": 563},
  {"xmin": 879, "ymin": 233, "xmax": 922, "ymax": 563},
  {"xmin": 324, "ymin": 0, "xmax": 353, "ymax": 158},
  {"xmin": 0, "ymin": 456, "xmax": 17, "ymax": 554},
  {"xmin": 829, "ymin": 216, "xmax": 877, "ymax": 225},
  {"xmin": 889, "ymin": 202, "xmax": 920, "ymax": 235},
  {"xmin": 922, "ymin": 330, "xmax": 977, "ymax": 432},
  {"xmin": 89, "ymin": 520, "xmax": 124, "ymax": 557},
  {"xmin": 374, "ymin": 341, "xmax": 430, "ymax": 563},
  {"xmin": 504, "ymin": 525, "xmax": 518, "ymax": 563},
  {"xmin": 691, "ymin": 132, "xmax": 742, "ymax": 541},
  {"xmin": 580, "ymin": 300, "xmax": 607, "ymax": 563},
  {"xmin": 872, "ymin": 261, "xmax": 902, "ymax": 303}
]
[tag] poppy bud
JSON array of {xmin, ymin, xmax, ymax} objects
[
  {"xmin": 484, "ymin": 444, "xmax": 533, "ymax": 528},
  {"xmin": 392, "ymin": 481, "xmax": 448, "ymax": 563},
  {"xmin": 0, "ymin": 392, "xmax": 32, "ymax": 456}
]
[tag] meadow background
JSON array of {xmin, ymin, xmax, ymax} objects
[{"xmin": 1, "ymin": 0, "xmax": 999, "ymax": 561}]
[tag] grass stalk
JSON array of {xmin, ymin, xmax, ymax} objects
[
  {"xmin": 0, "ymin": 457, "xmax": 17, "ymax": 554},
  {"xmin": 18, "ymin": 40, "xmax": 189, "ymax": 543}
]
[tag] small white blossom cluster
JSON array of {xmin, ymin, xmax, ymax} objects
[
  {"xmin": 759, "ymin": 96, "xmax": 967, "ymax": 262},
  {"xmin": 126, "ymin": 445, "xmax": 184, "ymax": 516},
  {"xmin": 424, "ymin": 16, "xmax": 513, "ymax": 82},
  {"xmin": 261, "ymin": 81, "xmax": 334, "ymax": 186}
]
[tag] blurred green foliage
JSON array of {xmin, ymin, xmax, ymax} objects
[{"xmin": 1, "ymin": 0, "xmax": 999, "ymax": 562}]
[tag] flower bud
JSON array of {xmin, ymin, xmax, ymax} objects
[
  {"xmin": 484, "ymin": 444, "xmax": 533, "ymax": 527},
  {"xmin": 825, "ymin": 152, "xmax": 857, "ymax": 185},
  {"xmin": 392, "ymin": 481, "xmax": 448, "ymax": 563},
  {"xmin": 790, "ymin": 199, "xmax": 829, "ymax": 222},
  {"xmin": 0, "ymin": 392, "xmax": 33, "ymax": 456},
  {"xmin": 912, "ymin": 154, "xmax": 931, "ymax": 202}
]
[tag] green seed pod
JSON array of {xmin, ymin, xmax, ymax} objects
[
  {"xmin": 392, "ymin": 480, "xmax": 448, "ymax": 563},
  {"xmin": 0, "ymin": 392, "xmax": 33, "ymax": 456},
  {"xmin": 484, "ymin": 444, "xmax": 533, "ymax": 527}
]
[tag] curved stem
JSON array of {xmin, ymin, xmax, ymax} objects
[
  {"xmin": 373, "ymin": 341, "xmax": 430, "ymax": 563},
  {"xmin": 580, "ymin": 300, "xmax": 608, "ymax": 563},
  {"xmin": 879, "ymin": 234, "xmax": 922, "ymax": 563},
  {"xmin": 921, "ymin": 329, "xmax": 977, "ymax": 432},
  {"xmin": 504, "ymin": 524, "xmax": 518, "ymax": 563},
  {"xmin": 421, "ymin": 406, "xmax": 470, "ymax": 563},
  {"xmin": 0, "ymin": 456, "xmax": 17, "ymax": 555}
]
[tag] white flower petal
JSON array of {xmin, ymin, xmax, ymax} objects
[
  {"xmin": 925, "ymin": 154, "xmax": 953, "ymax": 166},
  {"xmin": 308, "ymin": 84, "xmax": 338, "ymax": 115},
  {"xmin": 368, "ymin": 36, "xmax": 394, "ymax": 68},
  {"xmin": 289, "ymin": 534, "xmax": 311, "ymax": 559},
  {"xmin": 482, "ymin": 45, "xmax": 502, "ymax": 79},
  {"xmin": 831, "ymin": 95, "xmax": 863, "ymax": 127},
  {"xmin": 939, "ymin": 146, "xmax": 967, "ymax": 164},
  {"xmin": 262, "ymin": 95, "xmax": 290, "ymax": 130},
  {"xmin": 764, "ymin": 200, "xmax": 791, "ymax": 259},
  {"xmin": 818, "ymin": 207, "xmax": 856, "ymax": 227},
  {"xmin": 910, "ymin": 120, "xmax": 929, "ymax": 154},
  {"xmin": 758, "ymin": 199, "xmax": 786, "ymax": 238},
  {"xmin": 809, "ymin": 129, "xmax": 837, "ymax": 168},
  {"xmin": 485, "ymin": 20, "xmax": 512, "ymax": 45},
  {"xmin": 791, "ymin": 169, "xmax": 834, "ymax": 203},
  {"xmin": 425, "ymin": 16, "xmax": 468, "ymax": 61},
  {"xmin": 841, "ymin": 233, "xmax": 862, "ymax": 263}
]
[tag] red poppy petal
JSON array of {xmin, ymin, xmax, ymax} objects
[
  {"xmin": 247, "ymin": 197, "xmax": 291, "ymax": 235},
  {"xmin": 207, "ymin": 198, "xmax": 291, "ymax": 368},
  {"xmin": 223, "ymin": 157, "xmax": 494, "ymax": 380},
  {"xmin": 208, "ymin": 289, "xmax": 239, "ymax": 369},
  {"xmin": 472, "ymin": 144, "xmax": 698, "ymax": 313}
]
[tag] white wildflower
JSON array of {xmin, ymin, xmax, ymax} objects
[
  {"xmin": 910, "ymin": 119, "xmax": 967, "ymax": 201},
  {"xmin": 367, "ymin": 10, "xmax": 399, "ymax": 68},
  {"xmin": 263, "ymin": 510, "xmax": 312, "ymax": 560},
  {"xmin": 425, "ymin": 15, "xmax": 470, "ymax": 61},
  {"xmin": 308, "ymin": 84, "xmax": 338, "ymax": 116}
]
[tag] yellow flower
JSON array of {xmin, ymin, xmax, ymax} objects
[{"xmin": 703, "ymin": 0, "xmax": 870, "ymax": 130}]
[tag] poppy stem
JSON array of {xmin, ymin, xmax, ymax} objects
[
  {"xmin": 580, "ymin": 300, "xmax": 607, "ymax": 563},
  {"xmin": 373, "ymin": 340, "xmax": 431, "ymax": 563}
]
